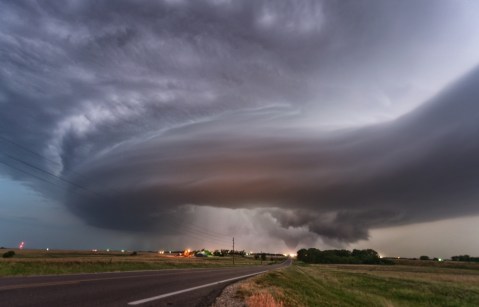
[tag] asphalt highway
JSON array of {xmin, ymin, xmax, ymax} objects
[{"xmin": 0, "ymin": 259, "xmax": 291, "ymax": 306}]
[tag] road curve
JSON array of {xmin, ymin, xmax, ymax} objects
[{"xmin": 0, "ymin": 260, "xmax": 291, "ymax": 306}]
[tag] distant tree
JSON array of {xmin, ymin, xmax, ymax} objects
[
  {"xmin": 351, "ymin": 249, "xmax": 380, "ymax": 264},
  {"xmin": 297, "ymin": 248, "xmax": 307, "ymax": 262},
  {"xmin": 306, "ymin": 248, "xmax": 321, "ymax": 263},
  {"xmin": 297, "ymin": 248, "xmax": 385, "ymax": 265},
  {"xmin": 451, "ymin": 255, "xmax": 479, "ymax": 262},
  {"xmin": 335, "ymin": 249, "xmax": 352, "ymax": 258},
  {"xmin": 2, "ymin": 250, "xmax": 15, "ymax": 258},
  {"xmin": 261, "ymin": 253, "xmax": 266, "ymax": 261},
  {"xmin": 419, "ymin": 255, "xmax": 430, "ymax": 260},
  {"xmin": 130, "ymin": 251, "xmax": 138, "ymax": 256}
]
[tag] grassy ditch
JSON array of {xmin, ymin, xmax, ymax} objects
[{"xmin": 236, "ymin": 262, "xmax": 479, "ymax": 306}]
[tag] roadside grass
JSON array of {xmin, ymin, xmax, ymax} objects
[
  {"xmin": 237, "ymin": 263, "xmax": 479, "ymax": 307},
  {"xmin": 0, "ymin": 249, "xmax": 273, "ymax": 276}
]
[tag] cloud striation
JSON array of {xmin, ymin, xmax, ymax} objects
[{"xmin": 2, "ymin": 0, "xmax": 479, "ymax": 248}]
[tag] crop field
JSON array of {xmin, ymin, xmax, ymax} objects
[
  {"xmin": 0, "ymin": 249, "xmax": 274, "ymax": 276},
  {"xmin": 236, "ymin": 261, "xmax": 479, "ymax": 306}
]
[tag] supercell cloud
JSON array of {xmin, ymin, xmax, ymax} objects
[{"xmin": 2, "ymin": 0, "xmax": 479, "ymax": 249}]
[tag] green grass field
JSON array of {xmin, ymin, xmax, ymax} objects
[
  {"xmin": 237, "ymin": 261, "xmax": 479, "ymax": 306},
  {"xmin": 0, "ymin": 249, "xmax": 275, "ymax": 276}
]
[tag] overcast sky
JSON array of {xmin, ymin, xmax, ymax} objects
[{"xmin": 2, "ymin": 0, "xmax": 479, "ymax": 257}]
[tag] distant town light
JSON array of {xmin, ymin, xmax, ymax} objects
[
  {"xmin": 46, "ymin": 248, "xmax": 49, "ymax": 251},
  {"xmin": 121, "ymin": 249, "xmax": 125, "ymax": 253}
]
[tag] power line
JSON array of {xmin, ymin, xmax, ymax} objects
[
  {"xmin": 0, "ymin": 155, "xmax": 232, "ymax": 245},
  {"xmin": 0, "ymin": 160, "xmax": 64, "ymax": 189},
  {"xmin": 1, "ymin": 132, "xmax": 233, "ymax": 244},
  {"xmin": 3, "ymin": 153, "xmax": 102, "ymax": 198},
  {"xmin": 1, "ymin": 157, "xmax": 232, "ymax": 246},
  {"xmin": 0, "ymin": 135, "xmax": 62, "ymax": 167},
  {"xmin": 0, "ymin": 135, "xmax": 88, "ymax": 180}
]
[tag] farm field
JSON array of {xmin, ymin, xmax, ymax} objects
[
  {"xmin": 236, "ymin": 261, "xmax": 479, "ymax": 306},
  {"xmin": 0, "ymin": 249, "xmax": 274, "ymax": 276}
]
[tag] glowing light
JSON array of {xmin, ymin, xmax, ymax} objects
[
  {"xmin": 121, "ymin": 249, "xmax": 125, "ymax": 253},
  {"xmin": 46, "ymin": 248, "xmax": 49, "ymax": 251},
  {"xmin": 19, "ymin": 241, "xmax": 25, "ymax": 249},
  {"xmin": 158, "ymin": 250, "xmax": 165, "ymax": 254}
]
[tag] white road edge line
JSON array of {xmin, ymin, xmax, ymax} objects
[{"xmin": 127, "ymin": 270, "xmax": 269, "ymax": 305}]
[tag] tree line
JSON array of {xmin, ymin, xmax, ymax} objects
[
  {"xmin": 297, "ymin": 248, "xmax": 393, "ymax": 264},
  {"xmin": 451, "ymin": 255, "xmax": 479, "ymax": 262}
]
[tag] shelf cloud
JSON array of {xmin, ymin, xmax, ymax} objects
[{"xmin": 2, "ymin": 0, "xmax": 479, "ymax": 249}]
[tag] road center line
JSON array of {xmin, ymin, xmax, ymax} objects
[{"xmin": 127, "ymin": 270, "xmax": 269, "ymax": 305}]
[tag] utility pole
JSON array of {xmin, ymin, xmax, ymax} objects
[{"xmin": 232, "ymin": 237, "xmax": 235, "ymax": 265}]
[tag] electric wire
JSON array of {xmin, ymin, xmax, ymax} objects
[{"xmin": 1, "ymin": 145, "xmax": 232, "ymax": 246}]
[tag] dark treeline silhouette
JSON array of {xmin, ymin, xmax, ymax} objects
[
  {"xmin": 297, "ymin": 248, "xmax": 393, "ymax": 265},
  {"xmin": 251, "ymin": 253, "xmax": 285, "ymax": 261},
  {"xmin": 212, "ymin": 249, "xmax": 246, "ymax": 257},
  {"xmin": 451, "ymin": 255, "xmax": 479, "ymax": 262}
]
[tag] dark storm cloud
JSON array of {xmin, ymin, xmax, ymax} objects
[
  {"xmin": 65, "ymin": 66, "xmax": 479, "ymax": 242},
  {"xmin": 2, "ymin": 0, "xmax": 479, "ymax": 246}
]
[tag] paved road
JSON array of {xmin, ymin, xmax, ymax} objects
[{"xmin": 0, "ymin": 260, "xmax": 291, "ymax": 306}]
